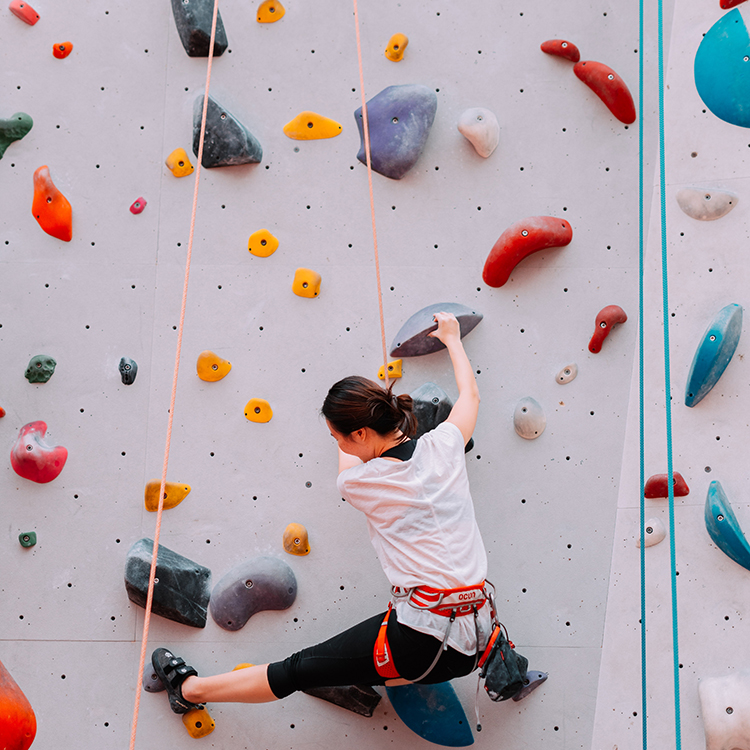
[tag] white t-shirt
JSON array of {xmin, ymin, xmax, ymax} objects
[{"xmin": 337, "ymin": 421, "xmax": 491, "ymax": 655}]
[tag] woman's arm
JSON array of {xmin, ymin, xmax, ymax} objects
[{"xmin": 429, "ymin": 312, "xmax": 480, "ymax": 446}]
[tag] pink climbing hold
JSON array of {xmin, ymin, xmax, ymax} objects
[
  {"xmin": 130, "ymin": 197, "xmax": 147, "ymax": 214},
  {"xmin": 573, "ymin": 60, "xmax": 636, "ymax": 124},
  {"xmin": 644, "ymin": 472, "xmax": 690, "ymax": 499},
  {"xmin": 588, "ymin": 305, "xmax": 627, "ymax": 353},
  {"xmin": 11, "ymin": 421, "xmax": 68, "ymax": 483},
  {"xmin": 540, "ymin": 39, "xmax": 581, "ymax": 63},
  {"xmin": 9, "ymin": 0, "xmax": 39, "ymax": 24}
]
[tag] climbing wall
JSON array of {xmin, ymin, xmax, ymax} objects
[{"xmin": 0, "ymin": 0, "xmax": 713, "ymax": 748}]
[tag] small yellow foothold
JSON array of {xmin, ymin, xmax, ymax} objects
[
  {"xmin": 283, "ymin": 111, "xmax": 343, "ymax": 140},
  {"xmin": 196, "ymin": 350, "xmax": 232, "ymax": 382},
  {"xmin": 292, "ymin": 268, "xmax": 322, "ymax": 298},
  {"xmin": 233, "ymin": 663, "xmax": 255, "ymax": 671},
  {"xmin": 257, "ymin": 0, "xmax": 285, "ymax": 23},
  {"xmin": 378, "ymin": 359, "xmax": 403, "ymax": 380},
  {"xmin": 245, "ymin": 398, "xmax": 273, "ymax": 423},
  {"xmin": 165, "ymin": 148, "xmax": 194, "ymax": 178},
  {"xmin": 144, "ymin": 480, "xmax": 191, "ymax": 512},
  {"xmin": 385, "ymin": 33, "xmax": 409, "ymax": 62},
  {"xmin": 248, "ymin": 229, "xmax": 279, "ymax": 258},
  {"xmin": 283, "ymin": 522, "xmax": 310, "ymax": 556},
  {"xmin": 182, "ymin": 707, "xmax": 215, "ymax": 739}
]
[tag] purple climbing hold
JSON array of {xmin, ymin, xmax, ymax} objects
[
  {"xmin": 170, "ymin": 0, "xmax": 228, "ymax": 57},
  {"xmin": 355, "ymin": 84, "xmax": 437, "ymax": 180},
  {"xmin": 194, "ymin": 95, "xmax": 263, "ymax": 168},
  {"xmin": 209, "ymin": 556, "xmax": 297, "ymax": 631}
]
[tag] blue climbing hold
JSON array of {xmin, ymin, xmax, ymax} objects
[
  {"xmin": 684, "ymin": 303, "xmax": 742, "ymax": 407},
  {"xmin": 386, "ymin": 682, "xmax": 473, "ymax": 747},
  {"xmin": 705, "ymin": 480, "xmax": 750, "ymax": 572},
  {"xmin": 355, "ymin": 84, "xmax": 437, "ymax": 180},
  {"xmin": 390, "ymin": 303, "xmax": 483, "ymax": 358},
  {"xmin": 695, "ymin": 8, "xmax": 750, "ymax": 128}
]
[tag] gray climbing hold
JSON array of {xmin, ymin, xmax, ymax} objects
[
  {"xmin": 124, "ymin": 538, "xmax": 212, "ymax": 628},
  {"xmin": 0, "ymin": 112, "xmax": 33, "ymax": 160},
  {"xmin": 142, "ymin": 669, "xmax": 165, "ymax": 693},
  {"xmin": 355, "ymin": 84, "xmax": 437, "ymax": 180},
  {"xmin": 194, "ymin": 95, "xmax": 263, "ymax": 168},
  {"xmin": 457, "ymin": 107, "xmax": 499, "ymax": 158},
  {"xmin": 390, "ymin": 303, "xmax": 483, "ymax": 358},
  {"xmin": 555, "ymin": 363, "xmax": 578, "ymax": 385},
  {"xmin": 303, "ymin": 685, "xmax": 382, "ymax": 717},
  {"xmin": 25, "ymin": 355, "xmax": 56, "ymax": 383},
  {"xmin": 119, "ymin": 357, "xmax": 137, "ymax": 385},
  {"xmin": 209, "ymin": 555, "xmax": 297, "ymax": 631},
  {"xmin": 514, "ymin": 397, "xmax": 546, "ymax": 439},
  {"xmin": 170, "ymin": 0, "xmax": 228, "ymax": 58},
  {"xmin": 410, "ymin": 382, "xmax": 474, "ymax": 453},
  {"xmin": 676, "ymin": 187, "xmax": 738, "ymax": 221}
]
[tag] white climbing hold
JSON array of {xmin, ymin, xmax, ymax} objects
[
  {"xmin": 457, "ymin": 107, "xmax": 499, "ymax": 158},
  {"xmin": 513, "ymin": 397, "xmax": 546, "ymax": 439},
  {"xmin": 555, "ymin": 363, "xmax": 578, "ymax": 385},
  {"xmin": 676, "ymin": 187, "xmax": 738, "ymax": 221},
  {"xmin": 635, "ymin": 517, "xmax": 666, "ymax": 548},
  {"xmin": 699, "ymin": 670, "xmax": 750, "ymax": 750}
]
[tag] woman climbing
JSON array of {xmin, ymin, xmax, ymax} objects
[{"xmin": 151, "ymin": 311, "xmax": 495, "ymax": 712}]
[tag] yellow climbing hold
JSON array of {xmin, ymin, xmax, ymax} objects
[
  {"xmin": 248, "ymin": 229, "xmax": 279, "ymax": 258},
  {"xmin": 378, "ymin": 359, "xmax": 403, "ymax": 380},
  {"xmin": 283, "ymin": 112, "xmax": 342, "ymax": 140},
  {"xmin": 144, "ymin": 480, "xmax": 191, "ymax": 512},
  {"xmin": 385, "ymin": 33, "xmax": 409, "ymax": 62},
  {"xmin": 165, "ymin": 148, "xmax": 194, "ymax": 178},
  {"xmin": 257, "ymin": 0, "xmax": 285, "ymax": 23},
  {"xmin": 283, "ymin": 522, "xmax": 310, "ymax": 556},
  {"xmin": 182, "ymin": 707, "xmax": 215, "ymax": 739},
  {"xmin": 292, "ymin": 268, "xmax": 321, "ymax": 298},
  {"xmin": 233, "ymin": 663, "xmax": 255, "ymax": 671},
  {"xmin": 245, "ymin": 398, "xmax": 273, "ymax": 423},
  {"xmin": 196, "ymin": 350, "xmax": 232, "ymax": 382}
]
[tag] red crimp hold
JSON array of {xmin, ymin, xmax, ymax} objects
[
  {"xmin": 573, "ymin": 60, "xmax": 636, "ymax": 124},
  {"xmin": 588, "ymin": 305, "xmax": 627, "ymax": 353},
  {"xmin": 52, "ymin": 41, "xmax": 73, "ymax": 59},
  {"xmin": 720, "ymin": 0, "xmax": 747, "ymax": 7},
  {"xmin": 482, "ymin": 216, "xmax": 573, "ymax": 288},
  {"xmin": 10, "ymin": 421, "xmax": 68, "ymax": 483},
  {"xmin": 644, "ymin": 472, "xmax": 690, "ymax": 499},
  {"xmin": 540, "ymin": 39, "xmax": 581, "ymax": 63},
  {"xmin": 130, "ymin": 197, "xmax": 147, "ymax": 214},
  {"xmin": 9, "ymin": 0, "xmax": 39, "ymax": 25}
]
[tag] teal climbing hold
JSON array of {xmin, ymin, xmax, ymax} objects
[
  {"xmin": 695, "ymin": 8, "xmax": 750, "ymax": 127},
  {"xmin": 170, "ymin": 0, "xmax": 228, "ymax": 57},
  {"xmin": 194, "ymin": 96, "xmax": 262, "ymax": 168},
  {"xmin": 386, "ymin": 682, "xmax": 473, "ymax": 747},
  {"xmin": 684, "ymin": 303, "xmax": 742, "ymax": 407},
  {"xmin": 390, "ymin": 303, "xmax": 482, "ymax": 358},
  {"xmin": 18, "ymin": 532, "xmax": 36, "ymax": 548},
  {"xmin": 0, "ymin": 113, "xmax": 33, "ymax": 159},
  {"xmin": 705, "ymin": 480, "xmax": 750, "ymax": 571}
]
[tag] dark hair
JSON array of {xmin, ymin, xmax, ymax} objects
[{"xmin": 322, "ymin": 375, "xmax": 417, "ymax": 437}]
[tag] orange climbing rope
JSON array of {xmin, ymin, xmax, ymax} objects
[
  {"xmin": 351, "ymin": 0, "xmax": 390, "ymax": 389},
  {"xmin": 127, "ymin": 1, "xmax": 220, "ymax": 747}
]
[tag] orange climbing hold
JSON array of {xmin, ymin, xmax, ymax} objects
[
  {"xmin": 378, "ymin": 360, "xmax": 403, "ymax": 380},
  {"xmin": 385, "ymin": 33, "xmax": 409, "ymax": 62},
  {"xmin": 32, "ymin": 165, "xmax": 72, "ymax": 242},
  {"xmin": 0, "ymin": 659, "xmax": 37, "ymax": 750},
  {"xmin": 9, "ymin": 0, "xmax": 39, "ymax": 25},
  {"xmin": 144, "ymin": 480, "xmax": 191, "ymax": 512},
  {"xmin": 244, "ymin": 398, "xmax": 273, "ymax": 423},
  {"xmin": 292, "ymin": 268, "xmax": 322, "ymax": 298},
  {"xmin": 196, "ymin": 350, "xmax": 232, "ymax": 381},
  {"xmin": 283, "ymin": 112, "xmax": 342, "ymax": 140},
  {"xmin": 257, "ymin": 0, "xmax": 285, "ymax": 23},
  {"xmin": 233, "ymin": 663, "xmax": 255, "ymax": 670},
  {"xmin": 182, "ymin": 706, "xmax": 215, "ymax": 738},
  {"xmin": 283, "ymin": 522, "xmax": 310, "ymax": 555},
  {"xmin": 248, "ymin": 228, "xmax": 279, "ymax": 257},
  {"xmin": 165, "ymin": 147, "xmax": 194, "ymax": 177},
  {"xmin": 52, "ymin": 41, "xmax": 73, "ymax": 59}
]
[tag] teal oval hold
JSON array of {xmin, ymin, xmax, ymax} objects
[
  {"xmin": 694, "ymin": 9, "xmax": 750, "ymax": 128},
  {"xmin": 684, "ymin": 303, "xmax": 742, "ymax": 407},
  {"xmin": 705, "ymin": 480, "xmax": 750, "ymax": 572}
]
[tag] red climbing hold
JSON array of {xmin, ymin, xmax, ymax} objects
[
  {"xmin": 482, "ymin": 216, "xmax": 573, "ymax": 288},
  {"xmin": 0, "ymin": 407, "xmax": 5, "ymax": 418},
  {"xmin": 0, "ymin": 659, "xmax": 37, "ymax": 750},
  {"xmin": 573, "ymin": 60, "xmax": 636, "ymax": 124},
  {"xmin": 130, "ymin": 197, "xmax": 147, "ymax": 214},
  {"xmin": 720, "ymin": 0, "xmax": 747, "ymax": 7},
  {"xmin": 644, "ymin": 472, "xmax": 690, "ymax": 499},
  {"xmin": 540, "ymin": 39, "xmax": 581, "ymax": 63},
  {"xmin": 11, "ymin": 421, "xmax": 68, "ymax": 483},
  {"xmin": 32, "ymin": 165, "xmax": 72, "ymax": 242},
  {"xmin": 52, "ymin": 41, "xmax": 73, "ymax": 59},
  {"xmin": 588, "ymin": 305, "xmax": 627, "ymax": 353},
  {"xmin": 9, "ymin": 0, "xmax": 39, "ymax": 25}
]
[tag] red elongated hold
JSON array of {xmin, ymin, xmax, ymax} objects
[
  {"xmin": 644, "ymin": 472, "xmax": 690, "ymax": 499},
  {"xmin": 32, "ymin": 165, "xmax": 72, "ymax": 241},
  {"xmin": 588, "ymin": 305, "xmax": 627, "ymax": 353},
  {"xmin": 0, "ymin": 407, "xmax": 5, "ymax": 418},
  {"xmin": 9, "ymin": 0, "xmax": 39, "ymax": 25},
  {"xmin": 0, "ymin": 659, "xmax": 36, "ymax": 750},
  {"xmin": 482, "ymin": 216, "xmax": 573, "ymax": 288},
  {"xmin": 11, "ymin": 421, "xmax": 68, "ymax": 483},
  {"xmin": 720, "ymin": 0, "xmax": 747, "ymax": 7},
  {"xmin": 130, "ymin": 197, "xmax": 147, "ymax": 214},
  {"xmin": 540, "ymin": 39, "xmax": 580, "ymax": 63},
  {"xmin": 573, "ymin": 60, "xmax": 636, "ymax": 124},
  {"xmin": 52, "ymin": 41, "xmax": 73, "ymax": 59}
]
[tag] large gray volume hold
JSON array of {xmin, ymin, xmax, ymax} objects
[
  {"xmin": 194, "ymin": 96, "xmax": 263, "ymax": 168},
  {"xmin": 410, "ymin": 382, "xmax": 474, "ymax": 453},
  {"xmin": 170, "ymin": 0, "xmax": 228, "ymax": 57}
]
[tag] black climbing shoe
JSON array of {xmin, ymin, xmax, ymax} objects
[{"xmin": 151, "ymin": 647, "xmax": 202, "ymax": 714}]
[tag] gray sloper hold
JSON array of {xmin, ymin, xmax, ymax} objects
[
  {"xmin": 514, "ymin": 397, "xmax": 546, "ymax": 439},
  {"xmin": 210, "ymin": 556, "xmax": 297, "ymax": 631},
  {"xmin": 194, "ymin": 96, "xmax": 263, "ymax": 168},
  {"xmin": 170, "ymin": 0, "xmax": 228, "ymax": 57},
  {"xmin": 410, "ymin": 382, "xmax": 474, "ymax": 453},
  {"xmin": 303, "ymin": 685, "xmax": 382, "ymax": 717},
  {"xmin": 355, "ymin": 84, "xmax": 437, "ymax": 180},
  {"xmin": 124, "ymin": 538, "xmax": 211, "ymax": 628},
  {"xmin": 390, "ymin": 303, "xmax": 483, "ymax": 358}
]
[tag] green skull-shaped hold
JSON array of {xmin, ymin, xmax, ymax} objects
[{"xmin": 25, "ymin": 355, "xmax": 57, "ymax": 383}]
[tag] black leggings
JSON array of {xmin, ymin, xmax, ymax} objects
[{"xmin": 267, "ymin": 608, "xmax": 478, "ymax": 699}]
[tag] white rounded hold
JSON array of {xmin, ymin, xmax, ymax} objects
[
  {"xmin": 457, "ymin": 107, "xmax": 499, "ymax": 158},
  {"xmin": 635, "ymin": 517, "xmax": 666, "ymax": 548},
  {"xmin": 513, "ymin": 397, "xmax": 546, "ymax": 439},
  {"xmin": 699, "ymin": 670, "xmax": 750, "ymax": 750},
  {"xmin": 556, "ymin": 363, "xmax": 578, "ymax": 385},
  {"xmin": 676, "ymin": 187, "xmax": 738, "ymax": 221}
]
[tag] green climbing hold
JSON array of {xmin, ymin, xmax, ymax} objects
[
  {"xmin": 18, "ymin": 532, "xmax": 36, "ymax": 548},
  {"xmin": 24, "ymin": 355, "xmax": 56, "ymax": 383},
  {"xmin": 0, "ymin": 113, "xmax": 33, "ymax": 160}
]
